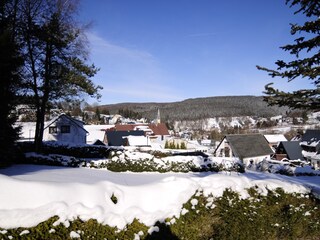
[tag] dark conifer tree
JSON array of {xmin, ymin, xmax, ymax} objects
[
  {"xmin": 257, "ymin": 0, "xmax": 320, "ymax": 111},
  {"xmin": 0, "ymin": 0, "xmax": 22, "ymax": 165},
  {"xmin": 17, "ymin": 0, "xmax": 101, "ymax": 151}
]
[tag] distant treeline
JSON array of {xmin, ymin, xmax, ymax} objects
[{"xmin": 100, "ymin": 96, "xmax": 288, "ymax": 121}]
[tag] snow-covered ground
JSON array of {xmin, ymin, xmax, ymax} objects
[{"xmin": 0, "ymin": 164, "xmax": 319, "ymax": 230}]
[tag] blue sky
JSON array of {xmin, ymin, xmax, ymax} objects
[{"xmin": 79, "ymin": 0, "xmax": 311, "ymax": 104}]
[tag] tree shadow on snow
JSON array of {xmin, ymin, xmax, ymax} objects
[{"xmin": 0, "ymin": 163, "xmax": 70, "ymax": 176}]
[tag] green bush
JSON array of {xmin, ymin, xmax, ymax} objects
[
  {"xmin": 211, "ymin": 188, "xmax": 320, "ymax": 240},
  {"xmin": 2, "ymin": 188, "xmax": 319, "ymax": 239}
]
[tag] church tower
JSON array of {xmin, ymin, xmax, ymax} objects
[{"xmin": 156, "ymin": 108, "xmax": 161, "ymax": 124}]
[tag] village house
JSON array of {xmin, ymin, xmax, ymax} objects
[
  {"xmin": 299, "ymin": 129, "xmax": 320, "ymax": 169},
  {"xmin": 103, "ymin": 130, "xmax": 145, "ymax": 146},
  {"xmin": 214, "ymin": 134, "xmax": 274, "ymax": 166},
  {"xmin": 300, "ymin": 129, "xmax": 320, "ymax": 156},
  {"xmin": 18, "ymin": 114, "xmax": 88, "ymax": 144},
  {"xmin": 274, "ymin": 141, "xmax": 304, "ymax": 161},
  {"xmin": 106, "ymin": 123, "xmax": 170, "ymax": 142},
  {"xmin": 43, "ymin": 114, "xmax": 88, "ymax": 144}
]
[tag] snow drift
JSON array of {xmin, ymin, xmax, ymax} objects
[{"xmin": 0, "ymin": 164, "xmax": 315, "ymax": 229}]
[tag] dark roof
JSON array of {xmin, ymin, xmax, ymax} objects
[
  {"xmin": 92, "ymin": 139, "xmax": 106, "ymax": 146},
  {"xmin": 225, "ymin": 134, "xmax": 273, "ymax": 160},
  {"xmin": 276, "ymin": 141, "xmax": 304, "ymax": 160},
  {"xmin": 301, "ymin": 129, "xmax": 320, "ymax": 143},
  {"xmin": 105, "ymin": 130, "xmax": 145, "ymax": 146}
]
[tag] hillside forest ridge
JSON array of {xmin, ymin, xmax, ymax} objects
[{"xmin": 98, "ymin": 96, "xmax": 288, "ymax": 121}]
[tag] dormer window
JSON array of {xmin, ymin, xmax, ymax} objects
[{"xmin": 61, "ymin": 125, "xmax": 70, "ymax": 133}]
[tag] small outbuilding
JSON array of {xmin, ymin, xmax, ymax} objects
[{"xmin": 104, "ymin": 130, "xmax": 145, "ymax": 146}]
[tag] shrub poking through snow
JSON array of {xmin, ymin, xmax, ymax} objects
[
  {"xmin": 110, "ymin": 194, "xmax": 118, "ymax": 204},
  {"xmin": 0, "ymin": 188, "xmax": 319, "ymax": 239}
]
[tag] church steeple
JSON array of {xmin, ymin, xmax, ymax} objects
[{"xmin": 156, "ymin": 108, "xmax": 161, "ymax": 124}]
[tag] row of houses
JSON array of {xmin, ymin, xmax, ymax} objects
[
  {"xmin": 214, "ymin": 131, "xmax": 320, "ymax": 169},
  {"xmin": 17, "ymin": 114, "xmax": 171, "ymax": 147},
  {"xmin": 17, "ymin": 114, "xmax": 320, "ymax": 169}
]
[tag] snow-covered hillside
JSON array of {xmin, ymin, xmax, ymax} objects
[
  {"xmin": 174, "ymin": 116, "xmax": 255, "ymax": 132},
  {"xmin": 174, "ymin": 112, "xmax": 320, "ymax": 133}
]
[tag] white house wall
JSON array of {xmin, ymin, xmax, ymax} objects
[
  {"xmin": 215, "ymin": 139, "xmax": 232, "ymax": 157},
  {"xmin": 43, "ymin": 117, "xmax": 86, "ymax": 144}
]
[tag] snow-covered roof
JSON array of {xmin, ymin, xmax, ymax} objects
[
  {"xmin": 187, "ymin": 140, "xmax": 209, "ymax": 151},
  {"xmin": 125, "ymin": 135, "xmax": 150, "ymax": 146},
  {"xmin": 264, "ymin": 134, "xmax": 287, "ymax": 144},
  {"xmin": 44, "ymin": 113, "xmax": 86, "ymax": 130},
  {"xmin": 84, "ymin": 124, "xmax": 113, "ymax": 144},
  {"xmin": 301, "ymin": 140, "xmax": 320, "ymax": 147},
  {"xmin": 301, "ymin": 129, "xmax": 320, "ymax": 147},
  {"xmin": 201, "ymin": 139, "xmax": 212, "ymax": 145}
]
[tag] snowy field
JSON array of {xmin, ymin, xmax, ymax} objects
[{"xmin": 0, "ymin": 164, "xmax": 319, "ymax": 230}]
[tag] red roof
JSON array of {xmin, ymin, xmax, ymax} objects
[
  {"xmin": 114, "ymin": 124, "xmax": 136, "ymax": 131},
  {"xmin": 109, "ymin": 123, "xmax": 169, "ymax": 136},
  {"xmin": 149, "ymin": 123, "xmax": 170, "ymax": 136}
]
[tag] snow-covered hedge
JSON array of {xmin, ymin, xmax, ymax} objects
[
  {"xmin": 248, "ymin": 160, "xmax": 320, "ymax": 176},
  {"xmin": 22, "ymin": 145, "xmax": 245, "ymax": 173},
  {"xmin": 88, "ymin": 150, "xmax": 245, "ymax": 173},
  {"xmin": 18, "ymin": 141, "xmax": 117, "ymax": 158},
  {"xmin": 24, "ymin": 152, "xmax": 81, "ymax": 167}
]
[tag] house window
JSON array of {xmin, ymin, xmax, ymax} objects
[
  {"xmin": 49, "ymin": 126, "xmax": 57, "ymax": 134},
  {"xmin": 61, "ymin": 125, "xmax": 70, "ymax": 133},
  {"xmin": 224, "ymin": 147, "xmax": 230, "ymax": 157}
]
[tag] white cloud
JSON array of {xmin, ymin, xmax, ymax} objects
[
  {"xmin": 87, "ymin": 32, "xmax": 155, "ymax": 63},
  {"xmin": 102, "ymin": 84, "xmax": 181, "ymax": 102},
  {"xmin": 86, "ymin": 31, "xmax": 183, "ymax": 103}
]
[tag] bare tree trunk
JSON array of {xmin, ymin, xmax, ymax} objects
[{"xmin": 34, "ymin": 106, "xmax": 45, "ymax": 152}]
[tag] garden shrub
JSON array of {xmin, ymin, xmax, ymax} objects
[
  {"xmin": 24, "ymin": 153, "xmax": 83, "ymax": 167},
  {"xmin": 17, "ymin": 141, "xmax": 117, "ymax": 159},
  {"xmin": 1, "ymin": 188, "xmax": 319, "ymax": 240}
]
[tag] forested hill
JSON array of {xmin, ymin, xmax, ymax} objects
[{"xmin": 100, "ymin": 96, "xmax": 288, "ymax": 121}]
